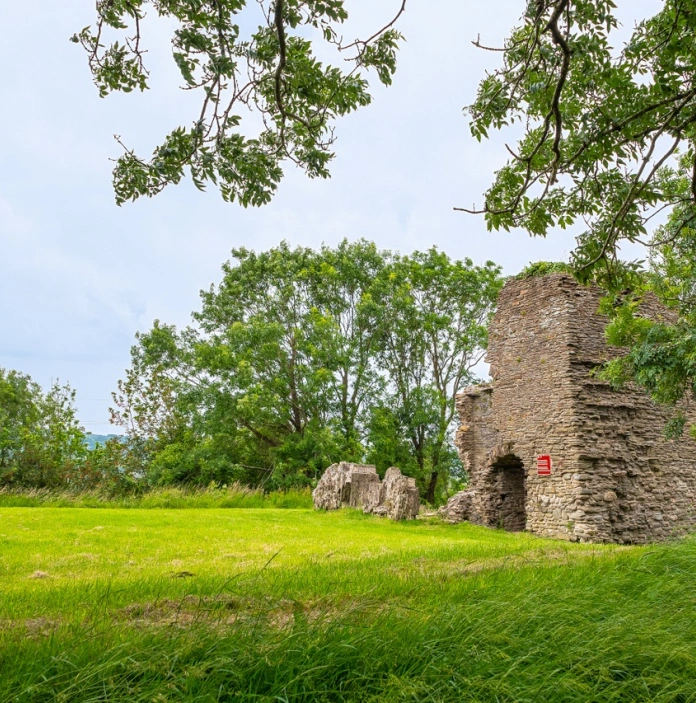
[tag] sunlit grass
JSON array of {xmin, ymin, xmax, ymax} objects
[
  {"xmin": 1, "ymin": 507, "xmax": 695, "ymax": 702},
  {"xmin": 0, "ymin": 508, "xmax": 556, "ymax": 617}
]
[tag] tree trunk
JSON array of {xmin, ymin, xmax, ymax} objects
[
  {"xmin": 426, "ymin": 470, "xmax": 438, "ymax": 504},
  {"xmin": 288, "ymin": 334, "xmax": 303, "ymax": 434}
]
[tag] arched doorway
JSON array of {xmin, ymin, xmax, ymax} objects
[{"xmin": 488, "ymin": 454, "xmax": 526, "ymax": 531}]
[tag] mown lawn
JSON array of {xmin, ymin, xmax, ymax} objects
[{"xmin": 1, "ymin": 507, "xmax": 695, "ymax": 702}]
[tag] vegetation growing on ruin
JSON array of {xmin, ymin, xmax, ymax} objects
[
  {"xmin": 1, "ymin": 507, "xmax": 695, "ymax": 702},
  {"xmin": 514, "ymin": 261, "xmax": 573, "ymax": 280}
]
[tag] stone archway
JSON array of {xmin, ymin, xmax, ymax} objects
[{"xmin": 488, "ymin": 453, "xmax": 527, "ymax": 531}]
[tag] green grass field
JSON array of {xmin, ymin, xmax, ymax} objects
[{"xmin": 1, "ymin": 507, "xmax": 696, "ymax": 702}]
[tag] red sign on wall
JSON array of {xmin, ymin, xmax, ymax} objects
[{"xmin": 537, "ymin": 455, "xmax": 552, "ymax": 476}]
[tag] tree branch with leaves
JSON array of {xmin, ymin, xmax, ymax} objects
[
  {"xmin": 73, "ymin": 0, "xmax": 406, "ymax": 206},
  {"xmin": 463, "ymin": 0, "xmax": 696, "ymax": 288}
]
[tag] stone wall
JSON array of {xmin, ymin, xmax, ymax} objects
[
  {"xmin": 451, "ymin": 273, "xmax": 696, "ymax": 544},
  {"xmin": 567, "ymin": 283, "xmax": 696, "ymax": 542}
]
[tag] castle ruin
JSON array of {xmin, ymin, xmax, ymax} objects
[{"xmin": 444, "ymin": 273, "xmax": 696, "ymax": 544}]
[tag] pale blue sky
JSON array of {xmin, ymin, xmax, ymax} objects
[{"xmin": 0, "ymin": 1, "xmax": 657, "ymax": 433}]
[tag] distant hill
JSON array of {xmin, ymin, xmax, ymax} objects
[{"xmin": 83, "ymin": 434, "xmax": 122, "ymax": 450}]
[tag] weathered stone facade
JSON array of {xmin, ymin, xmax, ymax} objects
[
  {"xmin": 313, "ymin": 462, "xmax": 419, "ymax": 520},
  {"xmin": 446, "ymin": 273, "xmax": 696, "ymax": 544}
]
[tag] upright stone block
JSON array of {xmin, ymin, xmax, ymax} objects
[
  {"xmin": 312, "ymin": 463, "xmax": 419, "ymax": 520},
  {"xmin": 348, "ymin": 469, "xmax": 381, "ymax": 509}
]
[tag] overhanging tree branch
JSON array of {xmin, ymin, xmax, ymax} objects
[{"xmin": 75, "ymin": 0, "xmax": 406, "ymax": 205}]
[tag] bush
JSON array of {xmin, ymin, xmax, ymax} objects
[{"xmin": 0, "ymin": 369, "xmax": 88, "ymax": 488}]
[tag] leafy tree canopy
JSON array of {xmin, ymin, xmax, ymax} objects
[
  {"xmin": 111, "ymin": 241, "xmax": 502, "ymax": 502},
  {"xmin": 73, "ymin": 0, "xmax": 406, "ymax": 205}
]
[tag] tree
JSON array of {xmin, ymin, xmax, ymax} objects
[
  {"xmin": 109, "ymin": 323, "xmax": 194, "ymax": 483},
  {"xmin": 465, "ymin": 0, "xmax": 696, "ymax": 424},
  {"xmin": 601, "ymin": 187, "xmax": 696, "ymax": 436},
  {"xmin": 192, "ymin": 239, "xmax": 387, "ymax": 484},
  {"xmin": 113, "ymin": 241, "xmax": 389, "ymax": 487},
  {"xmin": 369, "ymin": 249, "xmax": 502, "ymax": 502},
  {"xmin": 73, "ymin": 0, "xmax": 406, "ymax": 205},
  {"xmin": 110, "ymin": 241, "xmax": 503, "ymax": 499},
  {"xmin": 0, "ymin": 368, "xmax": 88, "ymax": 488}
]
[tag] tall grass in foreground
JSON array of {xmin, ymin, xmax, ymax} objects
[
  {"xmin": 2, "ymin": 540, "xmax": 696, "ymax": 701},
  {"xmin": 0, "ymin": 484, "xmax": 312, "ymax": 509},
  {"xmin": 1, "ymin": 505, "xmax": 696, "ymax": 701}
]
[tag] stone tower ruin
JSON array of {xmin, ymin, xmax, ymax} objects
[{"xmin": 450, "ymin": 273, "xmax": 696, "ymax": 544}]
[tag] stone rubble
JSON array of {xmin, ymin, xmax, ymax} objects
[
  {"xmin": 312, "ymin": 462, "xmax": 419, "ymax": 520},
  {"xmin": 374, "ymin": 467, "xmax": 421, "ymax": 521},
  {"xmin": 311, "ymin": 462, "xmax": 379, "ymax": 512},
  {"xmin": 438, "ymin": 489, "xmax": 476, "ymax": 523}
]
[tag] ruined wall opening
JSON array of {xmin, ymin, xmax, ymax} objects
[{"xmin": 490, "ymin": 454, "xmax": 526, "ymax": 531}]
